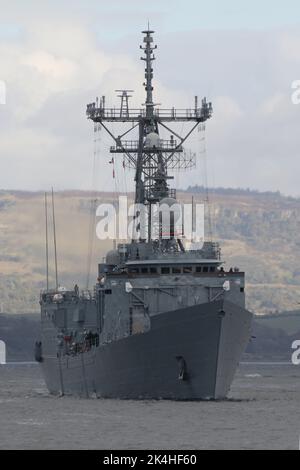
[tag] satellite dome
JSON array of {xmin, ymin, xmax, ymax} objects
[{"xmin": 144, "ymin": 132, "xmax": 161, "ymax": 148}]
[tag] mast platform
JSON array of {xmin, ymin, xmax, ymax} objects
[{"xmin": 86, "ymin": 104, "xmax": 212, "ymax": 123}]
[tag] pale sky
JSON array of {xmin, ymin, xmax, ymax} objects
[{"xmin": 0, "ymin": 0, "xmax": 300, "ymax": 195}]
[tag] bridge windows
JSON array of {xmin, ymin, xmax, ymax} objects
[
  {"xmin": 161, "ymin": 267, "xmax": 170, "ymax": 275},
  {"xmin": 172, "ymin": 267, "xmax": 181, "ymax": 274},
  {"xmin": 129, "ymin": 267, "xmax": 139, "ymax": 274},
  {"xmin": 183, "ymin": 266, "xmax": 192, "ymax": 274},
  {"xmin": 128, "ymin": 264, "xmax": 219, "ymax": 275},
  {"xmin": 196, "ymin": 265, "xmax": 216, "ymax": 273}
]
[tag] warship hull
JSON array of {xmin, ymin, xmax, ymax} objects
[{"xmin": 41, "ymin": 299, "xmax": 252, "ymax": 400}]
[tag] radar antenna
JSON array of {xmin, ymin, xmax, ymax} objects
[{"xmin": 115, "ymin": 90, "xmax": 134, "ymax": 118}]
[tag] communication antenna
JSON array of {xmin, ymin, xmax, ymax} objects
[
  {"xmin": 44, "ymin": 192, "xmax": 49, "ymax": 291},
  {"xmin": 51, "ymin": 188, "xmax": 58, "ymax": 290}
]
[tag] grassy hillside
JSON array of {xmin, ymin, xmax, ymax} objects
[{"xmin": 0, "ymin": 188, "xmax": 300, "ymax": 314}]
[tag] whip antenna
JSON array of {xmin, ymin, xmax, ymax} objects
[
  {"xmin": 51, "ymin": 187, "xmax": 58, "ymax": 290},
  {"xmin": 44, "ymin": 192, "xmax": 49, "ymax": 291}
]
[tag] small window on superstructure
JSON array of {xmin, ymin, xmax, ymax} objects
[
  {"xmin": 129, "ymin": 267, "xmax": 139, "ymax": 274},
  {"xmin": 209, "ymin": 266, "xmax": 216, "ymax": 273},
  {"xmin": 183, "ymin": 267, "xmax": 192, "ymax": 274},
  {"xmin": 141, "ymin": 267, "xmax": 148, "ymax": 274},
  {"xmin": 196, "ymin": 266, "xmax": 202, "ymax": 273},
  {"xmin": 150, "ymin": 267, "xmax": 157, "ymax": 274},
  {"xmin": 172, "ymin": 267, "xmax": 181, "ymax": 274},
  {"xmin": 203, "ymin": 266, "xmax": 209, "ymax": 273},
  {"xmin": 161, "ymin": 267, "xmax": 170, "ymax": 274}
]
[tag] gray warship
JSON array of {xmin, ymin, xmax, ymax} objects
[{"xmin": 37, "ymin": 29, "xmax": 253, "ymax": 400}]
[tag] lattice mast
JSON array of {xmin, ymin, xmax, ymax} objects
[{"xmin": 86, "ymin": 28, "xmax": 213, "ymax": 241}]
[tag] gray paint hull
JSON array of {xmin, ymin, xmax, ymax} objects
[{"xmin": 41, "ymin": 299, "xmax": 252, "ymax": 400}]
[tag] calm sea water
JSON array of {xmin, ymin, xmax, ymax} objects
[{"xmin": 0, "ymin": 363, "xmax": 299, "ymax": 450}]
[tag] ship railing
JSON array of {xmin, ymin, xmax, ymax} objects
[
  {"xmin": 110, "ymin": 139, "xmax": 182, "ymax": 153},
  {"xmin": 86, "ymin": 106, "xmax": 212, "ymax": 121},
  {"xmin": 40, "ymin": 288, "xmax": 95, "ymax": 303}
]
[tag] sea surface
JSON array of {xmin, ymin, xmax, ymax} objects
[{"xmin": 0, "ymin": 362, "xmax": 299, "ymax": 450}]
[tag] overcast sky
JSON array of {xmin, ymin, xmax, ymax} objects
[{"xmin": 0, "ymin": 0, "xmax": 300, "ymax": 195}]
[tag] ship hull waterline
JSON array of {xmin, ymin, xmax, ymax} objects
[{"xmin": 41, "ymin": 299, "xmax": 252, "ymax": 400}]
